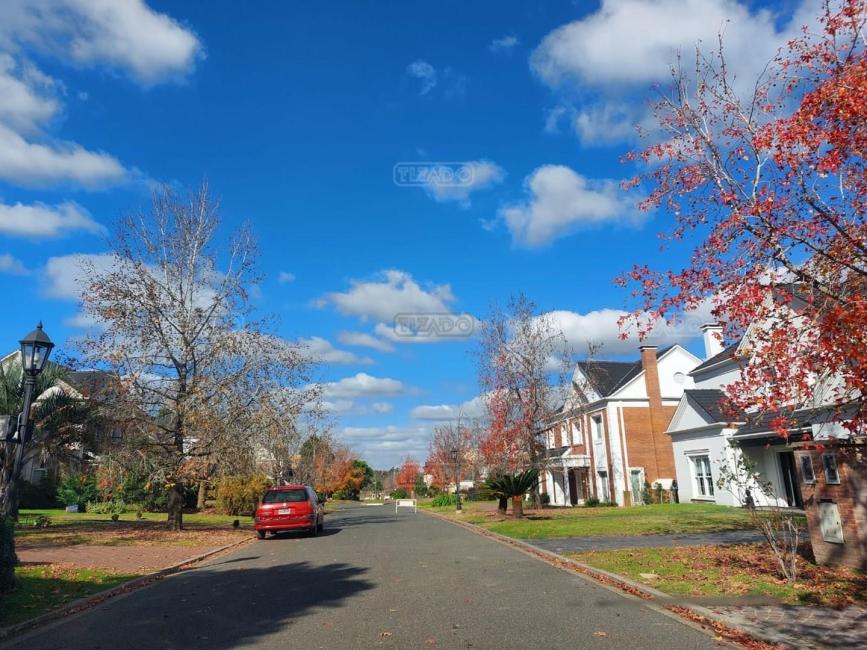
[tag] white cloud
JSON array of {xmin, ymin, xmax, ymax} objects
[
  {"xmin": 0, "ymin": 0, "xmax": 201, "ymax": 189},
  {"xmin": 318, "ymin": 372, "xmax": 413, "ymax": 400},
  {"xmin": 0, "ymin": 53, "xmax": 59, "ymax": 134},
  {"xmin": 410, "ymin": 395, "xmax": 487, "ymax": 421},
  {"xmin": 0, "ymin": 253, "xmax": 27, "ymax": 275},
  {"xmin": 299, "ymin": 336, "xmax": 373, "ymax": 366},
  {"xmin": 406, "ymin": 59, "xmax": 437, "ymax": 95},
  {"xmin": 371, "ymin": 402, "xmax": 393, "ymax": 414},
  {"xmin": 546, "ymin": 302, "xmax": 713, "ymax": 357},
  {"xmin": 277, "ymin": 271, "xmax": 295, "ymax": 284},
  {"xmin": 318, "ymin": 270, "xmax": 455, "ymax": 323},
  {"xmin": 530, "ymin": 0, "xmax": 816, "ymax": 145},
  {"xmin": 0, "ymin": 123, "xmax": 127, "ymax": 187},
  {"xmin": 489, "ymin": 35, "xmax": 519, "ymax": 54},
  {"xmin": 422, "ymin": 160, "xmax": 505, "ymax": 206},
  {"xmin": 531, "ymin": 0, "xmax": 790, "ymax": 89},
  {"xmin": 41, "ymin": 253, "xmax": 117, "ymax": 300},
  {"xmin": 338, "ymin": 331, "xmax": 395, "ymax": 353},
  {"xmin": 337, "ymin": 424, "xmax": 433, "ymax": 468},
  {"xmin": 499, "ymin": 165, "xmax": 639, "ymax": 247},
  {"xmin": 0, "ymin": 0, "xmax": 203, "ymax": 86},
  {"xmin": 319, "ymin": 399, "xmax": 355, "ymax": 414},
  {"xmin": 0, "ymin": 200, "xmax": 103, "ymax": 238}
]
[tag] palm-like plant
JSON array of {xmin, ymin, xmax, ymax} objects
[
  {"xmin": 0, "ymin": 360, "xmax": 96, "ymax": 518},
  {"xmin": 485, "ymin": 468, "xmax": 539, "ymax": 519}
]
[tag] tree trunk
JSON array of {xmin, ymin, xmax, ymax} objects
[
  {"xmin": 511, "ymin": 495, "xmax": 524, "ymax": 519},
  {"xmin": 166, "ymin": 483, "xmax": 184, "ymax": 530},
  {"xmin": 498, "ymin": 496, "xmax": 508, "ymax": 514},
  {"xmin": 196, "ymin": 481, "xmax": 206, "ymax": 511},
  {"xmin": 0, "ymin": 516, "xmax": 18, "ymax": 594}
]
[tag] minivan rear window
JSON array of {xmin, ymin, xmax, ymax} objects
[{"xmin": 262, "ymin": 489, "xmax": 308, "ymax": 504}]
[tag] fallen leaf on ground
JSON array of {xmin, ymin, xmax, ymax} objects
[{"xmin": 593, "ymin": 631, "xmax": 608, "ymax": 637}]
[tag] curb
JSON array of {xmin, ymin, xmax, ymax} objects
[
  {"xmin": 420, "ymin": 509, "xmax": 775, "ymax": 650},
  {"xmin": 0, "ymin": 534, "xmax": 255, "ymax": 642}
]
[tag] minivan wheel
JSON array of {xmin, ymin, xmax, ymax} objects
[{"xmin": 256, "ymin": 530, "xmax": 266, "ymax": 540}]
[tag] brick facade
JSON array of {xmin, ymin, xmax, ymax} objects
[
  {"xmin": 621, "ymin": 405, "xmax": 678, "ymax": 484},
  {"xmin": 794, "ymin": 444, "xmax": 867, "ymax": 570}
]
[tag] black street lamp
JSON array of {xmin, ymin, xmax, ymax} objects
[
  {"xmin": 5, "ymin": 323, "xmax": 54, "ymax": 516},
  {"xmin": 450, "ymin": 447, "xmax": 462, "ymax": 513}
]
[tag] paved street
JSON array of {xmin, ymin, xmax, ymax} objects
[{"xmin": 9, "ymin": 505, "xmax": 722, "ymax": 649}]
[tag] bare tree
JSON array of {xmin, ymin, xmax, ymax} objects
[
  {"xmin": 78, "ymin": 182, "xmax": 316, "ymax": 529},
  {"xmin": 477, "ymin": 294, "xmax": 570, "ymax": 507}
]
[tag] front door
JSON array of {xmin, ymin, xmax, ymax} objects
[
  {"xmin": 778, "ymin": 452, "xmax": 803, "ymax": 509},
  {"xmin": 567, "ymin": 470, "xmax": 578, "ymax": 506}
]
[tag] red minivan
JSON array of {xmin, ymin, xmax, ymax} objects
[{"xmin": 255, "ymin": 485, "xmax": 324, "ymax": 539}]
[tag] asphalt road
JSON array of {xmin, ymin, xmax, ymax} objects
[{"xmin": 9, "ymin": 504, "xmax": 723, "ymax": 649}]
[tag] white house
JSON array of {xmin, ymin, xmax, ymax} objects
[
  {"xmin": 667, "ymin": 324, "xmax": 806, "ymax": 508},
  {"xmin": 539, "ymin": 344, "xmax": 702, "ymax": 506}
]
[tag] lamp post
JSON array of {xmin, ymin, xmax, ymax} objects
[
  {"xmin": 4, "ymin": 323, "xmax": 54, "ymax": 517},
  {"xmin": 450, "ymin": 447, "xmax": 462, "ymax": 513}
]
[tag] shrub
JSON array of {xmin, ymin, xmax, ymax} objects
[
  {"xmin": 86, "ymin": 500, "xmax": 128, "ymax": 515},
  {"xmin": 642, "ymin": 480, "xmax": 653, "ymax": 505},
  {"xmin": 57, "ymin": 473, "xmax": 99, "ymax": 511},
  {"xmin": 390, "ymin": 488, "xmax": 408, "ymax": 500},
  {"xmin": 21, "ymin": 475, "xmax": 58, "ymax": 509},
  {"xmin": 585, "ymin": 497, "xmax": 600, "ymax": 507},
  {"xmin": 431, "ymin": 493, "xmax": 456, "ymax": 507},
  {"xmin": 540, "ymin": 493, "xmax": 551, "ymax": 506},
  {"xmin": 216, "ymin": 474, "xmax": 271, "ymax": 516}
]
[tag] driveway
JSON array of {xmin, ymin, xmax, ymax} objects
[{"xmin": 7, "ymin": 504, "xmax": 723, "ymax": 649}]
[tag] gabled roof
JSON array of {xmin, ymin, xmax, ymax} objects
[
  {"xmin": 690, "ymin": 343, "xmax": 740, "ymax": 374},
  {"xmin": 577, "ymin": 345, "xmax": 675, "ymax": 397},
  {"xmin": 684, "ymin": 389, "xmax": 729, "ymax": 422}
]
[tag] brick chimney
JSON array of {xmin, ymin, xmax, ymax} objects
[
  {"xmin": 700, "ymin": 323, "xmax": 724, "ymax": 360},
  {"xmin": 640, "ymin": 346, "xmax": 662, "ymax": 412},
  {"xmin": 640, "ymin": 345, "xmax": 665, "ymax": 481}
]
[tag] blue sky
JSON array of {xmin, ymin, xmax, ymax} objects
[{"xmin": 0, "ymin": 0, "xmax": 817, "ymax": 468}]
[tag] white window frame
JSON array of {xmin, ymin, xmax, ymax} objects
[
  {"xmin": 822, "ymin": 453, "xmax": 840, "ymax": 485},
  {"xmin": 691, "ymin": 454, "xmax": 715, "ymax": 499},
  {"xmin": 799, "ymin": 455, "xmax": 816, "ymax": 484},
  {"xmin": 597, "ymin": 470, "xmax": 610, "ymax": 502},
  {"xmin": 591, "ymin": 415, "xmax": 603, "ymax": 442}
]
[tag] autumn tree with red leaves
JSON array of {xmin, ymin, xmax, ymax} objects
[
  {"xmin": 477, "ymin": 295, "xmax": 569, "ymax": 506},
  {"xmin": 426, "ymin": 420, "xmax": 478, "ymax": 490},
  {"xmin": 619, "ymin": 0, "xmax": 867, "ymax": 435},
  {"xmin": 395, "ymin": 457, "xmax": 420, "ymax": 495}
]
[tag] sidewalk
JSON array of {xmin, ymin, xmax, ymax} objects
[{"xmin": 709, "ymin": 604, "xmax": 867, "ymax": 649}]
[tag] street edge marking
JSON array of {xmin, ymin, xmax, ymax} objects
[
  {"xmin": 0, "ymin": 534, "xmax": 256, "ymax": 643},
  {"xmin": 420, "ymin": 509, "xmax": 775, "ymax": 650}
]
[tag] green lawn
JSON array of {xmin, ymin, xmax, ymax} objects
[
  {"xmin": 1, "ymin": 565, "xmax": 139, "ymax": 626},
  {"xmin": 569, "ymin": 544, "xmax": 867, "ymax": 606},
  {"xmin": 422, "ymin": 502, "xmax": 759, "ymax": 539}
]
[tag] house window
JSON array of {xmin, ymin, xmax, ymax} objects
[
  {"xmin": 692, "ymin": 455, "xmax": 714, "ymax": 497},
  {"xmin": 570, "ymin": 421, "xmax": 580, "ymax": 446},
  {"xmin": 591, "ymin": 415, "xmax": 603, "ymax": 442},
  {"xmin": 598, "ymin": 470, "xmax": 610, "ymax": 502},
  {"xmin": 822, "ymin": 453, "xmax": 840, "ymax": 485},
  {"xmin": 800, "ymin": 455, "xmax": 816, "ymax": 484}
]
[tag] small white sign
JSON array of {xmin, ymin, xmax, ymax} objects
[
  {"xmin": 818, "ymin": 502, "xmax": 845, "ymax": 544},
  {"xmin": 65, "ymin": 504, "xmax": 79, "ymax": 513}
]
